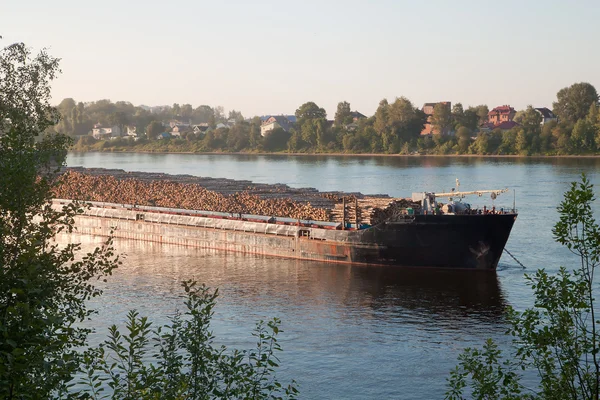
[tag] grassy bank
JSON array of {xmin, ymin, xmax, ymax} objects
[{"xmin": 71, "ymin": 138, "xmax": 600, "ymax": 158}]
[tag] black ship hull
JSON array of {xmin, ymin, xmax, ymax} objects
[{"xmin": 336, "ymin": 213, "xmax": 517, "ymax": 269}]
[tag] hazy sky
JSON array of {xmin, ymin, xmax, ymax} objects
[{"xmin": 2, "ymin": 0, "xmax": 599, "ymax": 117}]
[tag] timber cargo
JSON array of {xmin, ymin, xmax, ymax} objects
[{"xmin": 53, "ymin": 168, "xmax": 518, "ymax": 270}]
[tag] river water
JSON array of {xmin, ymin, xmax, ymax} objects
[{"xmin": 65, "ymin": 152, "xmax": 600, "ymax": 399}]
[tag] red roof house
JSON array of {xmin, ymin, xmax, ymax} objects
[{"xmin": 488, "ymin": 105, "xmax": 516, "ymax": 125}]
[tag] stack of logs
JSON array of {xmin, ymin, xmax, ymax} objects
[
  {"xmin": 330, "ymin": 197, "xmax": 421, "ymax": 226},
  {"xmin": 53, "ymin": 168, "xmax": 421, "ymax": 226}
]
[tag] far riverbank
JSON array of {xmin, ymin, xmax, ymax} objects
[{"xmin": 69, "ymin": 149, "xmax": 600, "ymax": 159}]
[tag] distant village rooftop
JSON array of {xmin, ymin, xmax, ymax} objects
[{"xmin": 260, "ymin": 115, "xmax": 296, "ymax": 136}]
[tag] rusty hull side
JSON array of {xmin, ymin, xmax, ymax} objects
[{"xmin": 63, "ymin": 203, "xmax": 517, "ymax": 269}]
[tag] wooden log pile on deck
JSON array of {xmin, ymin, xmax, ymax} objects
[{"xmin": 53, "ymin": 168, "xmax": 421, "ymax": 226}]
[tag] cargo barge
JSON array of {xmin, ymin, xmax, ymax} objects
[{"xmin": 53, "ymin": 185, "xmax": 517, "ymax": 270}]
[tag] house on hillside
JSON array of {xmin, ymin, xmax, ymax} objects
[
  {"xmin": 535, "ymin": 107, "xmax": 558, "ymax": 125},
  {"xmin": 169, "ymin": 119, "xmax": 192, "ymax": 128},
  {"xmin": 488, "ymin": 105, "xmax": 516, "ymax": 125},
  {"xmin": 260, "ymin": 115, "xmax": 296, "ymax": 123},
  {"xmin": 478, "ymin": 105, "xmax": 519, "ymax": 133},
  {"xmin": 420, "ymin": 101, "xmax": 451, "ymax": 136},
  {"xmin": 260, "ymin": 115, "xmax": 295, "ymax": 136},
  {"xmin": 350, "ymin": 111, "xmax": 366, "ymax": 122},
  {"xmin": 171, "ymin": 125, "xmax": 192, "ymax": 137},
  {"xmin": 335, "ymin": 111, "xmax": 366, "ymax": 129},
  {"xmin": 193, "ymin": 123, "xmax": 210, "ymax": 135},
  {"xmin": 91, "ymin": 124, "xmax": 122, "ymax": 140}
]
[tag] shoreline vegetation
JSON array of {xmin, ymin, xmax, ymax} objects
[
  {"xmin": 58, "ymin": 82, "xmax": 600, "ymax": 158},
  {"xmin": 69, "ymin": 148, "xmax": 600, "ymax": 158}
]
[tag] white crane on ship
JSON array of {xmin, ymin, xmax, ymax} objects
[
  {"xmin": 432, "ymin": 188, "xmax": 508, "ymax": 200},
  {"xmin": 412, "ymin": 180, "xmax": 509, "ymax": 214}
]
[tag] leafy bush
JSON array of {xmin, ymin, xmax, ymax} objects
[{"xmin": 77, "ymin": 281, "xmax": 298, "ymax": 400}]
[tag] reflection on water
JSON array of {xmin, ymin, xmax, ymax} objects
[
  {"xmin": 61, "ymin": 234, "xmax": 508, "ymax": 399},
  {"xmin": 348, "ymin": 267, "xmax": 505, "ymax": 322},
  {"xmin": 66, "ymin": 234, "xmax": 505, "ymax": 322}
]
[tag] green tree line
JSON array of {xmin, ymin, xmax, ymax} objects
[
  {"xmin": 54, "ymin": 98, "xmax": 235, "ymax": 137},
  {"xmin": 62, "ymin": 83, "xmax": 600, "ymax": 155},
  {"xmin": 64, "ymin": 83, "xmax": 599, "ymax": 156}
]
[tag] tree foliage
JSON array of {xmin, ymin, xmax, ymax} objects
[
  {"xmin": 334, "ymin": 101, "xmax": 352, "ymax": 126},
  {"xmin": 228, "ymin": 109, "xmax": 244, "ymax": 123},
  {"xmin": 431, "ymin": 102, "xmax": 453, "ymax": 135},
  {"xmin": 145, "ymin": 121, "xmax": 164, "ymax": 140},
  {"xmin": 456, "ymin": 126, "xmax": 471, "ymax": 153},
  {"xmin": 514, "ymin": 105, "xmax": 542, "ymax": 136},
  {"xmin": 461, "ymin": 107, "xmax": 481, "ymax": 132},
  {"xmin": 295, "ymin": 102, "xmax": 326, "ymax": 127},
  {"xmin": 553, "ymin": 82, "xmax": 599, "ymax": 124},
  {"xmin": 263, "ymin": 127, "xmax": 290, "ymax": 151},
  {"xmin": 446, "ymin": 175, "xmax": 600, "ymax": 400},
  {"xmin": 473, "ymin": 105, "xmax": 490, "ymax": 125},
  {"xmin": 0, "ymin": 41, "xmax": 120, "ymax": 398},
  {"xmin": 77, "ymin": 281, "xmax": 298, "ymax": 399},
  {"xmin": 571, "ymin": 118, "xmax": 596, "ymax": 153}
]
